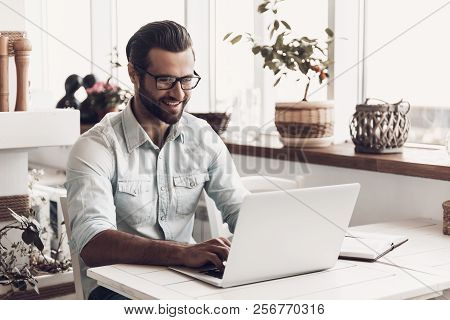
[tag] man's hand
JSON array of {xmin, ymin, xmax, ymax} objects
[
  {"xmin": 80, "ymin": 230, "xmax": 232, "ymax": 269},
  {"xmin": 178, "ymin": 237, "xmax": 231, "ymax": 270}
]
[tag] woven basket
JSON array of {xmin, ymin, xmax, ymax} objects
[
  {"xmin": 190, "ymin": 112, "xmax": 231, "ymax": 135},
  {"xmin": 0, "ymin": 31, "xmax": 26, "ymax": 56},
  {"xmin": 350, "ymin": 98, "xmax": 410, "ymax": 154},
  {"xmin": 443, "ymin": 200, "xmax": 450, "ymax": 236},
  {"xmin": 0, "ymin": 194, "xmax": 29, "ymax": 222},
  {"xmin": 275, "ymin": 101, "xmax": 334, "ymax": 147}
]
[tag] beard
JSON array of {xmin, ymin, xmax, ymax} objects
[{"xmin": 137, "ymin": 83, "xmax": 188, "ymax": 125}]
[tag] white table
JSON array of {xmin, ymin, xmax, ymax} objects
[{"xmin": 87, "ymin": 218, "xmax": 450, "ymax": 299}]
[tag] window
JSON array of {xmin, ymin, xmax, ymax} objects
[
  {"xmin": 273, "ymin": 0, "xmax": 329, "ymax": 102},
  {"xmin": 214, "ymin": 0, "xmax": 255, "ymax": 111},
  {"xmin": 27, "ymin": 0, "xmax": 92, "ymax": 108},
  {"xmin": 19, "ymin": 1, "xmax": 447, "ymax": 146},
  {"xmin": 214, "ymin": 0, "xmax": 331, "ymax": 131},
  {"xmin": 365, "ymin": 0, "xmax": 450, "ymax": 145}
]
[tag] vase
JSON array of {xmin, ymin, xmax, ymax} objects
[
  {"xmin": 349, "ymin": 98, "xmax": 410, "ymax": 153},
  {"xmin": 275, "ymin": 100, "xmax": 334, "ymax": 148}
]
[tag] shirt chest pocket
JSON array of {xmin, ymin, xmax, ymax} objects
[
  {"xmin": 115, "ymin": 180, "xmax": 156, "ymax": 226},
  {"xmin": 173, "ymin": 173, "xmax": 210, "ymax": 216}
]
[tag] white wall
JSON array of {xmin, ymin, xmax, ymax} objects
[{"xmin": 231, "ymin": 154, "xmax": 450, "ymax": 226}]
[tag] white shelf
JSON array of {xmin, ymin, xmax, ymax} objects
[
  {"xmin": 0, "ymin": 110, "xmax": 80, "ymax": 150},
  {"xmin": 0, "ymin": 110, "xmax": 80, "ymax": 197}
]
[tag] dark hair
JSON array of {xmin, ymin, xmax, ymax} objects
[{"xmin": 126, "ymin": 20, "xmax": 193, "ymax": 71}]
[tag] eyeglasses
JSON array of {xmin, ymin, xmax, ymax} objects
[{"xmin": 135, "ymin": 65, "xmax": 201, "ymax": 90}]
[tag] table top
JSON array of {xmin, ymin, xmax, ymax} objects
[{"xmin": 87, "ymin": 218, "xmax": 450, "ymax": 300}]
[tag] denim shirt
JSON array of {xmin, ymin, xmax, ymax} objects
[{"xmin": 64, "ymin": 102, "xmax": 248, "ymax": 298}]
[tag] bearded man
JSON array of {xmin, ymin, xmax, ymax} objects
[{"xmin": 64, "ymin": 20, "xmax": 247, "ymax": 300}]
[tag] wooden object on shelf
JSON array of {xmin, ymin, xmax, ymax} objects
[
  {"xmin": 350, "ymin": 98, "xmax": 411, "ymax": 154},
  {"xmin": 225, "ymin": 140, "xmax": 450, "ymax": 181},
  {"xmin": 0, "ymin": 194, "xmax": 29, "ymax": 222},
  {"xmin": 0, "ymin": 35, "xmax": 8, "ymax": 112},
  {"xmin": 13, "ymin": 38, "xmax": 32, "ymax": 112},
  {"xmin": 0, "ymin": 31, "xmax": 26, "ymax": 56},
  {"xmin": 189, "ymin": 112, "xmax": 231, "ymax": 135},
  {"xmin": 275, "ymin": 101, "xmax": 334, "ymax": 148},
  {"xmin": 443, "ymin": 200, "xmax": 450, "ymax": 235}
]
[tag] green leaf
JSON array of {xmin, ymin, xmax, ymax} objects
[
  {"xmin": 275, "ymin": 32, "xmax": 285, "ymax": 48},
  {"xmin": 8, "ymin": 208, "xmax": 27, "ymax": 224},
  {"xmin": 261, "ymin": 46, "xmax": 271, "ymax": 58},
  {"xmin": 274, "ymin": 77, "xmax": 282, "ymax": 87},
  {"xmin": 257, "ymin": 3, "xmax": 269, "ymax": 13},
  {"xmin": 17, "ymin": 280, "xmax": 27, "ymax": 291},
  {"xmin": 21, "ymin": 229, "xmax": 34, "ymax": 245},
  {"xmin": 230, "ymin": 35, "xmax": 242, "ymax": 45},
  {"xmin": 325, "ymin": 27, "xmax": 334, "ymax": 37},
  {"xmin": 300, "ymin": 37, "xmax": 318, "ymax": 45},
  {"xmin": 274, "ymin": 20, "xmax": 279, "ymax": 30},
  {"xmin": 33, "ymin": 236, "xmax": 44, "ymax": 251},
  {"xmin": 252, "ymin": 46, "xmax": 261, "ymax": 55},
  {"xmin": 315, "ymin": 48, "xmax": 327, "ymax": 59},
  {"xmin": 223, "ymin": 32, "xmax": 233, "ymax": 41},
  {"xmin": 299, "ymin": 62, "xmax": 310, "ymax": 75},
  {"xmin": 281, "ymin": 20, "xmax": 291, "ymax": 30}
]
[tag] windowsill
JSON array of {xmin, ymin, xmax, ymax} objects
[
  {"xmin": 224, "ymin": 135, "xmax": 450, "ymax": 181},
  {"xmin": 81, "ymin": 123, "xmax": 449, "ymax": 181}
]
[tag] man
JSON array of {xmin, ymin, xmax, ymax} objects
[{"xmin": 64, "ymin": 20, "xmax": 248, "ymax": 300}]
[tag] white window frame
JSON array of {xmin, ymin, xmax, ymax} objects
[{"xmin": 357, "ymin": 0, "xmax": 448, "ymax": 147}]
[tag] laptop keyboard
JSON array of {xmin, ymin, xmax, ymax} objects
[{"xmin": 200, "ymin": 268, "xmax": 224, "ymax": 279}]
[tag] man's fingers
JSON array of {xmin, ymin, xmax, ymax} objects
[
  {"xmin": 218, "ymin": 237, "xmax": 232, "ymax": 247},
  {"xmin": 208, "ymin": 244, "xmax": 229, "ymax": 262},
  {"xmin": 208, "ymin": 237, "xmax": 231, "ymax": 248},
  {"xmin": 205, "ymin": 252, "xmax": 224, "ymax": 270}
]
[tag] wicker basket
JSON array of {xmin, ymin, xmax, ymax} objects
[
  {"xmin": 443, "ymin": 200, "xmax": 450, "ymax": 236},
  {"xmin": 275, "ymin": 101, "xmax": 334, "ymax": 147},
  {"xmin": 350, "ymin": 98, "xmax": 410, "ymax": 154},
  {"xmin": 190, "ymin": 112, "xmax": 231, "ymax": 135},
  {"xmin": 0, "ymin": 31, "xmax": 26, "ymax": 56},
  {"xmin": 0, "ymin": 194, "xmax": 29, "ymax": 222}
]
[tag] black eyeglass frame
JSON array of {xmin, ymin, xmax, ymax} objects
[{"xmin": 135, "ymin": 65, "xmax": 201, "ymax": 90}]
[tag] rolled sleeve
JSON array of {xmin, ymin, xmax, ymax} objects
[{"xmin": 64, "ymin": 129, "xmax": 117, "ymax": 255}]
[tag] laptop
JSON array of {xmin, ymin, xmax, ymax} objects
[{"xmin": 170, "ymin": 183, "xmax": 360, "ymax": 288}]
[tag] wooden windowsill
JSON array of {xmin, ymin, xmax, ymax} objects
[
  {"xmin": 225, "ymin": 137, "xmax": 450, "ymax": 181},
  {"xmin": 81, "ymin": 123, "xmax": 450, "ymax": 181}
]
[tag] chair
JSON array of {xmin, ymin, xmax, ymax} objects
[
  {"xmin": 203, "ymin": 176, "xmax": 299, "ymax": 239},
  {"xmin": 60, "ymin": 196, "xmax": 84, "ymax": 300}
]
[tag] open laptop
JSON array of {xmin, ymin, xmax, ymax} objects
[{"xmin": 170, "ymin": 183, "xmax": 360, "ymax": 288}]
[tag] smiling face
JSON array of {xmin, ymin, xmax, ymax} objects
[{"xmin": 133, "ymin": 47, "xmax": 195, "ymax": 125}]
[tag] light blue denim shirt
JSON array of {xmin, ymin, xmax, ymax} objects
[{"xmin": 64, "ymin": 101, "xmax": 248, "ymax": 298}]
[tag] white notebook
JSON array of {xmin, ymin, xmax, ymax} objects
[{"xmin": 339, "ymin": 231, "xmax": 408, "ymax": 262}]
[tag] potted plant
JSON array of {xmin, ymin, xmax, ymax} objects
[
  {"xmin": 78, "ymin": 47, "xmax": 132, "ymax": 125},
  {"xmin": 225, "ymin": 0, "xmax": 335, "ymax": 147},
  {"xmin": 0, "ymin": 170, "xmax": 72, "ymax": 299}
]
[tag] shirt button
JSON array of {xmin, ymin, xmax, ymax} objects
[
  {"xmin": 190, "ymin": 181, "xmax": 196, "ymax": 187},
  {"xmin": 158, "ymin": 154, "xmax": 163, "ymax": 159},
  {"xmin": 160, "ymin": 186, "xmax": 166, "ymax": 191}
]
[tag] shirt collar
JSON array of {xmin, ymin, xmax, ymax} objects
[{"xmin": 122, "ymin": 99, "xmax": 185, "ymax": 153}]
